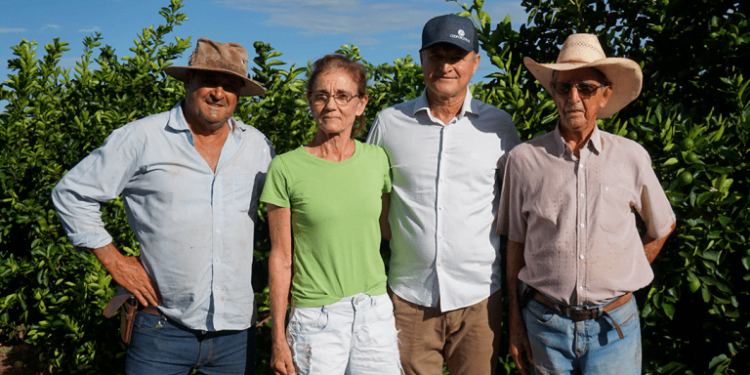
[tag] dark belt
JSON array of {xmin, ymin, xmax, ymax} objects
[
  {"xmin": 521, "ymin": 287, "xmax": 631, "ymax": 340},
  {"xmin": 104, "ymin": 289, "xmax": 162, "ymax": 318}
]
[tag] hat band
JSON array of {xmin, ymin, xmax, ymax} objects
[{"xmin": 195, "ymin": 59, "xmax": 245, "ymax": 77}]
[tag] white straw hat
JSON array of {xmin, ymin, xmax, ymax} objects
[{"xmin": 523, "ymin": 33, "xmax": 643, "ymax": 118}]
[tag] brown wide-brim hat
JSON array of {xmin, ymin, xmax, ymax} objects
[
  {"xmin": 523, "ymin": 33, "xmax": 642, "ymax": 119},
  {"xmin": 165, "ymin": 37, "xmax": 265, "ymax": 96}
]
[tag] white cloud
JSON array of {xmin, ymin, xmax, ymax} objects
[
  {"xmin": 41, "ymin": 24, "xmax": 59, "ymax": 31},
  {"xmin": 352, "ymin": 36, "xmax": 381, "ymax": 46},
  {"xmin": 0, "ymin": 27, "xmax": 26, "ymax": 33},
  {"xmin": 78, "ymin": 27, "xmax": 100, "ymax": 33},
  {"xmin": 401, "ymin": 32, "xmax": 421, "ymax": 40},
  {"xmin": 218, "ymin": 0, "xmax": 450, "ymax": 35}
]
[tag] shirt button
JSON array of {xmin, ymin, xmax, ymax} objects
[
  {"xmin": 440, "ymin": 178, "xmax": 445, "ymax": 182},
  {"xmin": 580, "ymin": 223, "xmax": 585, "ymax": 228},
  {"xmin": 579, "ymin": 164, "xmax": 584, "ymax": 168},
  {"xmin": 438, "ymin": 206, "xmax": 444, "ymax": 211},
  {"xmin": 217, "ymin": 229, "xmax": 221, "ymax": 234},
  {"xmin": 579, "ymin": 254, "xmax": 585, "ymax": 260},
  {"xmin": 438, "ymin": 235, "xmax": 443, "ymax": 239},
  {"xmin": 580, "ymin": 193, "xmax": 584, "ymax": 197},
  {"xmin": 437, "ymin": 262, "xmax": 443, "ymax": 267},
  {"xmin": 579, "ymin": 286, "xmax": 584, "ymax": 290},
  {"xmin": 434, "ymin": 285, "xmax": 438, "ymax": 289},
  {"xmin": 215, "ymin": 286, "xmax": 220, "ymax": 290},
  {"xmin": 216, "ymin": 258, "xmax": 220, "ymax": 263}
]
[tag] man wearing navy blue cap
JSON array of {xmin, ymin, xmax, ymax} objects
[{"xmin": 367, "ymin": 14, "xmax": 521, "ymax": 375}]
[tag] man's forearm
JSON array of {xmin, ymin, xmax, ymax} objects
[
  {"xmin": 92, "ymin": 243, "xmax": 123, "ymax": 272},
  {"xmin": 642, "ymin": 222, "xmax": 676, "ymax": 264},
  {"xmin": 91, "ymin": 242, "xmax": 161, "ymax": 306},
  {"xmin": 506, "ymin": 239, "xmax": 526, "ymax": 311}
]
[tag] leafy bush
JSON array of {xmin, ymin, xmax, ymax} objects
[
  {"xmin": 1, "ymin": 0, "xmax": 748, "ymax": 373},
  {"xmin": 456, "ymin": 0, "xmax": 749, "ymax": 373}
]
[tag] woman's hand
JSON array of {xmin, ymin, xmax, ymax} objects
[{"xmin": 271, "ymin": 336, "xmax": 296, "ymax": 375}]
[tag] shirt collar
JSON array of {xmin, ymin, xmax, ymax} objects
[
  {"xmin": 553, "ymin": 122, "xmax": 604, "ymax": 157},
  {"xmin": 413, "ymin": 88, "xmax": 476, "ymax": 123},
  {"xmin": 167, "ymin": 100, "xmax": 245, "ymax": 140}
]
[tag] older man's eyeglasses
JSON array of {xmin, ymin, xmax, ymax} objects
[
  {"xmin": 551, "ymin": 81, "xmax": 608, "ymax": 97},
  {"xmin": 312, "ymin": 92, "xmax": 359, "ymax": 106}
]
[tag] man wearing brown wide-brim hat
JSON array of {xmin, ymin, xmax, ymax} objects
[
  {"xmin": 52, "ymin": 38, "xmax": 273, "ymax": 374},
  {"xmin": 496, "ymin": 33, "xmax": 677, "ymax": 375}
]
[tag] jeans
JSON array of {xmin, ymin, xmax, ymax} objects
[
  {"xmin": 125, "ymin": 312, "xmax": 256, "ymax": 375},
  {"xmin": 523, "ymin": 296, "xmax": 641, "ymax": 374},
  {"xmin": 286, "ymin": 293, "xmax": 401, "ymax": 375}
]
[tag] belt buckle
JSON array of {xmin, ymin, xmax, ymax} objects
[{"xmin": 561, "ymin": 305, "xmax": 603, "ymax": 321}]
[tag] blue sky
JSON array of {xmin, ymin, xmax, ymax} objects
[{"xmin": 1, "ymin": 0, "xmax": 528, "ymax": 87}]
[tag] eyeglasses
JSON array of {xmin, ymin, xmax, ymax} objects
[
  {"xmin": 312, "ymin": 92, "xmax": 360, "ymax": 106},
  {"xmin": 551, "ymin": 81, "xmax": 608, "ymax": 97}
]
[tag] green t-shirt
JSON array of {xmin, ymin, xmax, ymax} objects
[{"xmin": 260, "ymin": 140, "xmax": 392, "ymax": 307}]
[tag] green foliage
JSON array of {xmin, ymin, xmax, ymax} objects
[
  {"xmin": 453, "ymin": 0, "xmax": 750, "ymax": 373},
  {"xmin": 1, "ymin": 0, "xmax": 748, "ymax": 373},
  {"xmin": 0, "ymin": 1, "xmax": 190, "ymax": 372}
]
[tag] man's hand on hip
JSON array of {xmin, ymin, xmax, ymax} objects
[{"xmin": 93, "ymin": 243, "xmax": 162, "ymax": 307}]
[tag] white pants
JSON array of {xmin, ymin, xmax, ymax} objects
[{"xmin": 287, "ymin": 293, "xmax": 402, "ymax": 375}]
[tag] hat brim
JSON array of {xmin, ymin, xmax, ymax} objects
[
  {"xmin": 164, "ymin": 66, "xmax": 265, "ymax": 97},
  {"xmin": 523, "ymin": 57, "xmax": 642, "ymax": 119}
]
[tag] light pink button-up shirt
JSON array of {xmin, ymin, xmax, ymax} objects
[{"xmin": 497, "ymin": 125, "xmax": 675, "ymax": 306}]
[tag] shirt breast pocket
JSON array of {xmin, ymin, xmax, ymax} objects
[
  {"xmin": 598, "ymin": 183, "xmax": 634, "ymax": 233},
  {"xmin": 232, "ymin": 173, "xmax": 255, "ymax": 212}
]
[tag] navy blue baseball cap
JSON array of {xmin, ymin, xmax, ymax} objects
[{"xmin": 420, "ymin": 14, "xmax": 479, "ymax": 53}]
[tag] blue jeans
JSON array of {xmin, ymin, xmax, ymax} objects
[
  {"xmin": 523, "ymin": 296, "xmax": 641, "ymax": 374},
  {"xmin": 125, "ymin": 312, "xmax": 256, "ymax": 375}
]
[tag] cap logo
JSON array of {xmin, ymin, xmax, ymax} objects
[{"xmin": 450, "ymin": 30, "xmax": 471, "ymax": 45}]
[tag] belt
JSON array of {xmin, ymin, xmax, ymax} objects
[
  {"xmin": 104, "ymin": 288, "xmax": 162, "ymax": 318},
  {"xmin": 522, "ymin": 288, "xmax": 631, "ymax": 340},
  {"xmin": 139, "ymin": 305, "xmax": 162, "ymax": 316}
]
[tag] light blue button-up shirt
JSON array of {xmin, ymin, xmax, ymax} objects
[
  {"xmin": 52, "ymin": 101, "xmax": 274, "ymax": 330},
  {"xmin": 368, "ymin": 90, "xmax": 521, "ymax": 312}
]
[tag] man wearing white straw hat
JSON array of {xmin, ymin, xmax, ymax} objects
[
  {"xmin": 497, "ymin": 34, "xmax": 676, "ymax": 374},
  {"xmin": 52, "ymin": 38, "xmax": 273, "ymax": 374}
]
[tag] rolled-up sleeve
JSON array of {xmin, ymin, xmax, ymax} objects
[
  {"xmin": 496, "ymin": 151, "xmax": 526, "ymax": 242},
  {"xmin": 51, "ymin": 125, "xmax": 142, "ymax": 249},
  {"xmin": 635, "ymin": 150, "xmax": 676, "ymax": 239}
]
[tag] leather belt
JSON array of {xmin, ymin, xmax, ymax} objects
[
  {"xmin": 104, "ymin": 288, "xmax": 162, "ymax": 318},
  {"xmin": 524, "ymin": 288, "xmax": 632, "ymax": 340},
  {"xmin": 139, "ymin": 305, "xmax": 162, "ymax": 316}
]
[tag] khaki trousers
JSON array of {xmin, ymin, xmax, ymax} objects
[{"xmin": 389, "ymin": 289, "xmax": 502, "ymax": 375}]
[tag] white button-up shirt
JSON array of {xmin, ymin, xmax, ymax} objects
[
  {"xmin": 367, "ymin": 90, "xmax": 520, "ymax": 311},
  {"xmin": 52, "ymin": 102, "xmax": 274, "ymax": 330}
]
